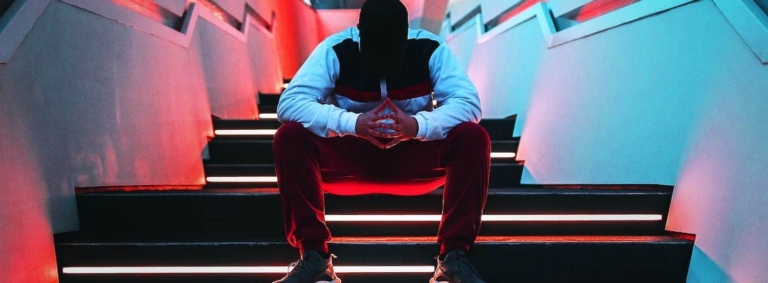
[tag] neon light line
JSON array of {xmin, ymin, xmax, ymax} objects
[
  {"xmin": 63, "ymin": 266, "xmax": 435, "ymax": 274},
  {"xmin": 214, "ymin": 129, "xmax": 277, "ymax": 136},
  {"xmin": 325, "ymin": 214, "xmax": 662, "ymax": 222},
  {"xmin": 490, "ymin": 152, "xmax": 516, "ymax": 158},
  {"xmin": 258, "ymin": 113, "xmax": 278, "ymax": 119},
  {"xmin": 206, "ymin": 177, "xmax": 277, "ymax": 182}
]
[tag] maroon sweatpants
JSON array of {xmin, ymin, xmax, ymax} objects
[{"xmin": 273, "ymin": 122, "xmax": 490, "ymax": 255}]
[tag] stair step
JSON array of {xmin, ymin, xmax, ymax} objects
[
  {"xmin": 207, "ymin": 140, "xmax": 519, "ymax": 164},
  {"xmin": 212, "ymin": 118, "xmax": 517, "ymax": 141},
  {"xmin": 55, "ymin": 234, "xmax": 693, "ymax": 283},
  {"xmin": 75, "ymin": 185, "xmax": 672, "ymax": 239},
  {"xmin": 478, "ymin": 117, "xmax": 516, "ymax": 140},
  {"xmin": 203, "ymin": 163, "xmax": 523, "ymax": 188},
  {"xmin": 258, "ymin": 92, "xmax": 281, "ymax": 107},
  {"xmin": 259, "ymin": 105, "xmax": 277, "ymax": 115}
]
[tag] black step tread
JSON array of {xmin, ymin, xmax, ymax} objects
[
  {"xmin": 212, "ymin": 118, "xmax": 517, "ymax": 140},
  {"xmin": 75, "ymin": 185, "xmax": 672, "ymax": 238},
  {"xmin": 202, "ymin": 163, "xmax": 522, "ymax": 188},
  {"xmin": 258, "ymin": 92, "xmax": 281, "ymax": 107},
  {"xmin": 478, "ymin": 118, "xmax": 516, "ymax": 140},
  {"xmin": 78, "ymin": 185, "xmax": 672, "ymax": 195},
  {"xmin": 55, "ymin": 234, "xmax": 693, "ymax": 283},
  {"xmin": 207, "ymin": 140, "xmax": 520, "ymax": 164},
  {"xmin": 259, "ymin": 105, "xmax": 277, "ymax": 114},
  {"xmin": 56, "ymin": 234, "xmax": 692, "ymax": 245},
  {"xmin": 213, "ymin": 119, "xmax": 282, "ymax": 130}
]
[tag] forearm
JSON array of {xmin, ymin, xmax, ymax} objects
[
  {"xmin": 412, "ymin": 96, "xmax": 481, "ymax": 141},
  {"xmin": 277, "ymin": 96, "xmax": 360, "ymax": 138}
]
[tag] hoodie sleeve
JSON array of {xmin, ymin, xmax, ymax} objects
[
  {"xmin": 277, "ymin": 42, "xmax": 361, "ymax": 138},
  {"xmin": 411, "ymin": 43, "xmax": 482, "ymax": 141}
]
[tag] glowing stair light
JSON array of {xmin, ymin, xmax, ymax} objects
[
  {"xmin": 206, "ymin": 176, "xmax": 277, "ymax": 183},
  {"xmin": 325, "ymin": 214, "xmax": 662, "ymax": 222},
  {"xmin": 490, "ymin": 152, "xmax": 516, "ymax": 158},
  {"xmin": 214, "ymin": 129, "xmax": 277, "ymax": 136},
  {"xmin": 63, "ymin": 266, "xmax": 435, "ymax": 274},
  {"xmin": 259, "ymin": 113, "xmax": 278, "ymax": 119}
]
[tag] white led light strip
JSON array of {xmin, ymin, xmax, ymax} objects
[
  {"xmin": 259, "ymin": 113, "xmax": 279, "ymax": 119},
  {"xmin": 214, "ymin": 129, "xmax": 277, "ymax": 136},
  {"xmin": 63, "ymin": 266, "xmax": 435, "ymax": 274},
  {"xmin": 490, "ymin": 152, "xmax": 516, "ymax": 158},
  {"xmin": 325, "ymin": 214, "xmax": 662, "ymax": 222},
  {"xmin": 206, "ymin": 177, "xmax": 277, "ymax": 182}
]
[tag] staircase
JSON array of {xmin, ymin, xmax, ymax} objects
[{"xmin": 54, "ymin": 92, "xmax": 695, "ymax": 282}]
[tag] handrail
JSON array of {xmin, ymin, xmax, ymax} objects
[
  {"xmin": 0, "ymin": 0, "xmax": 277, "ymax": 64},
  {"xmin": 444, "ymin": 0, "xmax": 695, "ymax": 48},
  {"xmin": 712, "ymin": 0, "xmax": 768, "ymax": 63}
]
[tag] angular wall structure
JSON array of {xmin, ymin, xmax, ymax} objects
[
  {"xmin": 0, "ymin": 0, "xmax": 286, "ymax": 282},
  {"xmin": 443, "ymin": 0, "xmax": 768, "ymax": 282}
]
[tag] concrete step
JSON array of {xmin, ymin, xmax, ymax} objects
[
  {"xmin": 55, "ymin": 234, "xmax": 693, "ymax": 283},
  {"xmin": 75, "ymin": 185, "xmax": 672, "ymax": 239}
]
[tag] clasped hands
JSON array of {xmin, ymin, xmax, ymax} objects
[{"xmin": 355, "ymin": 98, "xmax": 418, "ymax": 149}]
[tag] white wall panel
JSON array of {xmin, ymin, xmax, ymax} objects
[
  {"xmin": 447, "ymin": 0, "xmax": 480, "ymax": 22},
  {"xmin": 480, "ymin": 0, "xmax": 522, "ymax": 23},
  {"xmin": 445, "ymin": 0, "xmax": 768, "ymax": 282},
  {"xmin": 153, "ymin": 0, "xmax": 186, "ymax": 16},
  {"xmin": 548, "ymin": 0, "xmax": 592, "ymax": 17},
  {"xmin": 0, "ymin": 0, "xmax": 285, "ymax": 281}
]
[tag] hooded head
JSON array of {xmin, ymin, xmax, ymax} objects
[{"xmin": 357, "ymin": 0, "xmax": 409, "ymax": 76}]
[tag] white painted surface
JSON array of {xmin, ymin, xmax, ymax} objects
[
  {"xmin": 548, "ymin": 0, "xmax": 592, "ymax": 17},
  {"xmin": 0, "ymin": 0, "xmax": 51, "ymax": 63},
  {"xmin": 712, "ymin": 0, "xmax": 768, "ymax": 62},
  {"xmin": 314, "ymin": 1, "xmax": 447, "ymax": 48},
  {"xmin": 479, "ymin": 0, "xmax": 523, "ymax": 23},
  {"xmin": 274, "ymin": 0, "xmax": 320, "ymax": 78},
  {"xmin": 445, "ymin": 0, "xmax": 695, "ymax": 49},
  {"xmin": 549, "ymin": 0, "xmax": 696, "ymax": 47},
  {"xmin": 447, "ymin": 0, "xmax": 481, "ymax": 22},
  {"xmin": 417, "ymin": 0, "xmax": 449, "ymax": 34},
  {"xmin": 0, "ymin": 0, "xmax": 285, "ymax": 281},
  {"xmin": 153, "ymin": 0, "xmax": 186, "ymax": 16},
  {"xmin": 445, "ymin": 0, "xmax": 768, "ymax": 282},
  {"xmin": 317, "ymin": 9, "xmax": 360, "ymax": 39}
]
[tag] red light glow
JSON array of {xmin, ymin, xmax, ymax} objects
[
  {"xmin": 111, "ymin": 0, "xmax": 179, "ymax": 24},
  {"xmin": 325, "ymin": 214, "xmax": 662, "ymax": 222},
  {"xmin": 63, "ymin": 266, "xmax": 435, "ymax": 274},
  {"xmin": 497, "ymin": 0, "xmax": 548, "ymax": 24},
  {"xmin": 574, "ymin": 0, "xmax": 639, "ymax": 22},
  {"xmin": 189, "ymin": 0, "xmax": 241, "ymax": 27}
]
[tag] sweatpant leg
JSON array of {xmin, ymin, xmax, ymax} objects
[
  {"xmin": 273, "ymin": 122, "xmax": 380, "ymax": 254},
  {"xmin": 273, "ymin": 122, "xmax": 329, "ymax": 254},
  {"xmin": 436, "ymin": 122, "xmax": 491, "ymax": 254}
]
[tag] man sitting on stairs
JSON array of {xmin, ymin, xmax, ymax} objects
[{"xmin": 273, "ymin": 0, "xmax": 489, "ymax": 282}]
